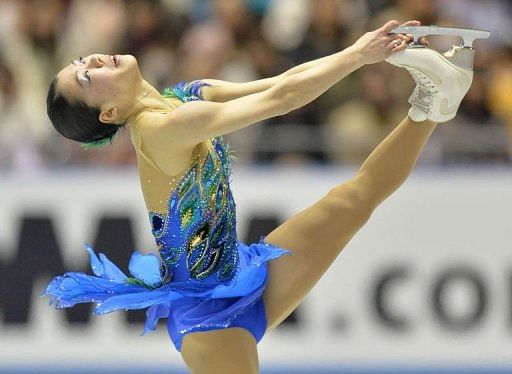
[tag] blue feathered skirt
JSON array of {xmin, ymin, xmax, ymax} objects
[{"xmin": 42, "ymin": 238, "xmax": 289, "ymax": 351}]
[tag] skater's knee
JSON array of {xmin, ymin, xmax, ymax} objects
[{"xmin": 325, "ymin": 180, "xmax": 376, "ymax": 223}]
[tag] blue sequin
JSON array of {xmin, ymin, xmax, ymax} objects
[{"xmin": 153, "ymin": 136, "xmax": 238, "ymax": 284}]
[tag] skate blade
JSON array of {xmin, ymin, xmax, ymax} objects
[{"xmin": 390, "ymin": 25, "xmax": 490, "ymax": 48}]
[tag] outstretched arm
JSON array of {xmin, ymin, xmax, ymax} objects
[
  {"xmin": 200, "ymin": 20, "xmax": 421, "ymax": 102},
  {"xmin": 200, "ymin": 52, "xmax": 354, "ymax": 102},
  {"xmin": 141, "ymin": 20, "xmax": 409, "ymax": 166}
]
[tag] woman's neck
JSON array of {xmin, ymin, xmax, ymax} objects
[{"xmin": 125, "ymin": 80, "xmax": 180, "ymax": 126}]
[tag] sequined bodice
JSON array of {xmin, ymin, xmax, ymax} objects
[
  {"xmin": 149, "ymin": 137, "xmax": 238, "ymax": 285},
  {"xmin": 144, "ymin": 81, "xmax": 238, "ymax": 286}
]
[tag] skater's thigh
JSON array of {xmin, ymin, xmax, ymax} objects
[
  {"xmin": 181, "ymin": 327, "xmax": 259, "ymax": 374},
  {"xmin": 263, "ymin": 178, "xmax": 374, "ymax": 330}
]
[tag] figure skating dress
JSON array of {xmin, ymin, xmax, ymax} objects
[{"xmin": 42, "ymin": 81, "xmax": 290, "ymax": 351}]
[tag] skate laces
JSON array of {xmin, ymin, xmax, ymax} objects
[{"xmin": 405, "ymin": 67, "xmax": 438, "ymax": 114}]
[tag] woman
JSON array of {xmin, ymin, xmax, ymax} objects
[{"xmin": 43, "ymin": 19, "xmax": 470, "ymax": 373}]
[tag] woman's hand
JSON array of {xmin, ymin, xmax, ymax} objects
[{"xmin": 350, "ymin": 20, "xmax": 424, "ymax": 65}]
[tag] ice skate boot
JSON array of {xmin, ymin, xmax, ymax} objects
[{"xmin": 385, "ymin": 26, "xmax": 490, "ymax": 123}]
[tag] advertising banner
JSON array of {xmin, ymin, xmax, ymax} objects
[{"xmin": 1, "ymin": 167, "xmax": 511, "ymax": 372}]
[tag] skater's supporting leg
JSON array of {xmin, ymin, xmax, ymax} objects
[{"xmin": 181, "ymin": 328, "xmax": 259, "ymax": 374}]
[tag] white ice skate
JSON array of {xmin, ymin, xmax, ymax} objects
[{"xmin": 385, "ymin": 26, "xmax": 490, "ymax": 123}]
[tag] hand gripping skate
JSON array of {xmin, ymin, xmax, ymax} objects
[{"xmin": 385, "ymin": 26, "xmax": 490, "ymax": 123}]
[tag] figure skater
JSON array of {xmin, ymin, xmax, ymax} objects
[{"xmin": 43, "ymin": 20, "xmax": 478, "ymax": 373}]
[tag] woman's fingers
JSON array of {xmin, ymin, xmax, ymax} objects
[
  {"xmin": 401, "ymin": 20, "xmax": 421, "ymax": 27},
  {"xmin": 397, "ymin": 34, "xmax": 428, "ymax": 45},
  {"xmin": 381, "ymin": 19, "xmax": 421, "ymax": 35},
  {"xmin": 380, "ymin": 20, "xmax": 400, "ymax": 34},
  {"xmin": 389, "ymin": 38, "xmax": 407, "ymax": 52},
  {"xmin": 387, "ymin": 35, "xmax": 427, "ymax": 51},
  {"xmin": 389, "ymin": 20, "xmax": 424, "ymax": 44},
  {"xmin": 397, "ymin": 33, "xmax": 413, "ymax": 43},
  {"xmin": 387, "ymin": 38, "xmax": 399, "ymax": 49}
]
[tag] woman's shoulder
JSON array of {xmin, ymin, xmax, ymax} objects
[
  {"xmin": 128, "ymin": 80, "xmax": 218, "ymax": 175},
  {"xmin": 129, "ymin": 110, "xmax": 178, "ymax": 148},
  {"xmin": 129, "ymin": 115, "xmax": 190, "ymax": 174}
]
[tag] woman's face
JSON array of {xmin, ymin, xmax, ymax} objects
[{"xmin": 56, "ymin": 54, "xmax": 142, "ymax": 121}]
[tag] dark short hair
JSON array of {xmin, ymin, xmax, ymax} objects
[{"xmin": 46, "ymin": 77, "xmax": 124, "ymax": 148}]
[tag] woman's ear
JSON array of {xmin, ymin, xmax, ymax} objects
[{"xmin": 99, "ymin": 107, "xmax": 119, "ymax": 124}]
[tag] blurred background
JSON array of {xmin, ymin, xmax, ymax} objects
[
  {"xmin": 1, "ymin": 0, "xmax": 512, "ymax": 373},
  {"xmin": 1, "ymin": 0, "xmax": 511, "ymax": 168}
]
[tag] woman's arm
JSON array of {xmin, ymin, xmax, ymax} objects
[
  {"xmin": 200, "ymin": 52, "xmax": 359, "ymax": 102},
  {"xmin": 200, "ymin": 53, "xmax": 345, "ymax": 102},
  {"xmin": 200, "ymin": 20, "xmax": 421, "ymax": 102},
  {"xmin": 142, "ymin": 20, "xmax": 406, "ymax": 157}
]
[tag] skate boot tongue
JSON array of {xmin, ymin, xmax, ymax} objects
[{"xmin": 406, "ymin": 68, "xmax": 437, "ymax": 122}]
